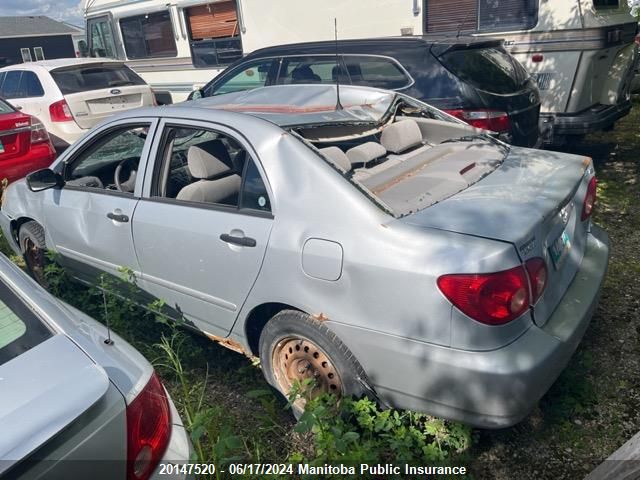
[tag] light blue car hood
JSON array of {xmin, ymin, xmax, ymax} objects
[{"xmin": 0, "ymin": 334, "xmax": 109, "ymax": 471}]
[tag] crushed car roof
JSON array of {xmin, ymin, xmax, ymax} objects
[{"xmin": 186, "ymin": 85, "xmax": 396, "ymax": 127}]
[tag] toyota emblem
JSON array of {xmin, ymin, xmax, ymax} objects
[{"xmin": 110, "ymin": 89, "xmax": 121, "ymax": 95}]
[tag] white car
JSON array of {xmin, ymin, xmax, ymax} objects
[{"xmin": 0, "ymin": 58, "xmax": 155, "ymax": 150}]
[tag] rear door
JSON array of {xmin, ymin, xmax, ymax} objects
[
  {"xmin": 49, "ymin": 63, "xmax": 153, "ymax": 129},
  {"xmin": 132, "ymin": 119, "xmax": 274, "ymax": 337}
]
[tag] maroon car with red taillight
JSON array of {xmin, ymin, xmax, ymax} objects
[{"xmin": 0, "ymin": 98, "xmax": 55, "ymax": 183}]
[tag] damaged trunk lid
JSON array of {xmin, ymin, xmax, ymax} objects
[{"xmin": 402, "ymin": 147, "xmax": 593, "ymax": 327}]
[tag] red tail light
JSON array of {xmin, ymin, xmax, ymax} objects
[
  {"xmin": 126, "ymin": 372, "xmax": 171, "ymax": 480},
  {"xmin": 49, "ymin": 99, "xmax": 73, "ymax": 122},
  {"xmin": 525, "ymin": 257, "xmax": 547, "ymax": 304},
  {"xmin": 635, "ymin": 34, "xmax": 640, "ymax": 46},
  {"xmin": 30, "ymin": 118, "xmax": 50, "ymax": 144},
  {"xmin": 581, "ymin": 176, "xmax": 597, "ymax": 221},
  {"xmin": 443, "ymin": 109, "xmax": 511, "ymax": 133},
  {"xmin": 437, "ymin": 265, "xmax": 530, "ymax": 325}
]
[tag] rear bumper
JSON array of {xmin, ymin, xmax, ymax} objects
[
  {"xmin": 328, "ymin": 225, "xmax": 609, "ymax": 428},
  {"xmin": 545, "ymin": 101, "xmax": 633, "ymax": 136}
]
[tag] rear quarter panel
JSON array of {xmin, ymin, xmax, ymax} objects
[{"xmin": 232, "ymin": 133, "xmax": 527, "ymax": 352}]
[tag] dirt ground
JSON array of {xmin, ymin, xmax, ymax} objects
[{"xmin": 470, "ymin": 96, "xmax": 640, "ymax": 479}]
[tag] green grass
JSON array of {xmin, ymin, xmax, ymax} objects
[
  {"xmin": 1, "ymin": 253, "xmax": 473, "ymax": 479},
  {"xmin": 5, "ymin": 97, "xmax": 640, "ymax": 478}
]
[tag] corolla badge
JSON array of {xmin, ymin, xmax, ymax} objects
[{"xmin": 110, "ymin": 89, "xmax": 121, "ymax": 95}]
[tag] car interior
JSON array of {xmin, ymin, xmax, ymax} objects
[
  {"xmin": 157, "ymin": 127, "xmax": 270, "ymax": 212},
  {"xmin": 295, "ymin": 114, "xmax": 505, "ymax": 214},
  {"xmin": 65, "ymin": 125, "xmax": 149, "ymax": 192}
]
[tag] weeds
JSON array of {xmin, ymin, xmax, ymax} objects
[{"xmin": 4, "ymin": 244, "xmax": 473, "ymax": 478}]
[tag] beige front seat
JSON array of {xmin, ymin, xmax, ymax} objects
[{"xmin": 176, "ymin": 142, "xmax": 241, "ymax": 204}]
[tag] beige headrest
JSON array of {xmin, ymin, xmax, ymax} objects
[
  {"xmin": 319, "ymin": 146, "xmax": 351, "ymax": 172},
  {"xmin": 187, "ymin": 141, "xmax": 232, "ymax": 179},
  {"xmin": 346, "ymin": 142, "xmax": 386, "ymax": 166},
  {"xmin": 380, "ymin": 119, "xmax": 423, "ymax": 154}
]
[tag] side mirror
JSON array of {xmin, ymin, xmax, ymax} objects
[
  {"xmin": 187, "ymin": 88, "xmax": 204, "ymax": 101},
  {"xmin": 26, "ymin": 169, "xmax": 64, "ymax": 192}
]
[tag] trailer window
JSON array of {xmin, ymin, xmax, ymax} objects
[
  {"xmin": 88, "ymin": 16, "xmax": 117, "ymax": 59},
  {"xmin": 423, "ymin": 0, "xmax": 538, "ymax": 33},
  {"xmin": 120, "ymin": 11, "xmax": 177, "ymax": 59},
  {"xmin": 593, "ymin": 0, "xmax": 619, "ymax": 8},
  {"xmin": 478, "ymin": 0, "xmax": 538, "ymax": 31},
  {"xmin": 186, "ymin": 1, "xmax": 243, "ymax": 67}
]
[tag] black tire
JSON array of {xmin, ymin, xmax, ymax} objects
[
  {"xmin": 259, "ymin": 310, "xmax": 369, "ymax": 415},
  {"xmin": 19, "ymin": 221, "xmax": 49, "ymax": 287}
]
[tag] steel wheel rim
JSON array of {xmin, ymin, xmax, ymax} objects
[
  {"xmin": 272, "ymin": 337, "xmax": 343, "ymax": 406},
  {"xmin": 23, "ymin": 237, "xmax": 46, "ymax": 285}
]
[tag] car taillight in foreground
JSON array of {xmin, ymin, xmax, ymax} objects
[
  {"xmin": 438, "ymin": 258, "xmax": 548, "ymax": 326},
  {"xmin": 30, "ymin": 118, "xmax": 50, "ymax": 144},
  {"xmin": 49, "ymin": 99, "xmax": 73, "ymax": 122},
  {"xmin": 581, "ymin": 176, "xmax": 597, "ymax": 221},
  {"xmin": 635, "ymin": 33, "xmax": 640, "ymax": 46},
  {"xmin": 126, "ymin": 372, "xmax": 171, "ymax": 480},
  {"xmin": 443, "ymin": 109, "xmax": 511, "ymax": 133}
]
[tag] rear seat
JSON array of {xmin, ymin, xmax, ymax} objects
[{"xmin": 318, "ymin": 119, "xmax": 431, "ymax": 181}]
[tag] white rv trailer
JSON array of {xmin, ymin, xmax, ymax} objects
[{"xmin": 82, "ymin": 0, "xmax": 638, "ymax": 139}]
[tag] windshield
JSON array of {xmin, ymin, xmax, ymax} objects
[
  {"xmin": 0, "ymin": 280, "xmax": 52, "ymax": 366},
  {"xmin": 439, "ymin": 47, "xmax": 530, "ymax": 94}
]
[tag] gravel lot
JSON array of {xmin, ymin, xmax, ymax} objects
[{"xmin": 471, "ymin": 96, "xmax": 640, "ymax": 479}]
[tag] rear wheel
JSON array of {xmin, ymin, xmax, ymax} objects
[
  {"xmin": 19, "ymin": 221, "xmax": 49, "ymax": 287},
  {"xmin": 259, "ymin": 310, "xmax": 368, "ymax": 415}
]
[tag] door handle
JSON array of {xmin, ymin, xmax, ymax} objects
[
  {"xmin": 107, "ymin": 211, "xmax": 129, "ymax": 223},
  {"xmin": 220, "ymin": 233, "xmax": 256, "ymax": 247}
]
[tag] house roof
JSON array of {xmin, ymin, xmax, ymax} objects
[{"xmin": 0, "ymin": 16, "xmax": 80, "ymax": 39}]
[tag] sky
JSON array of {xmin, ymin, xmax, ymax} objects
[{"xmin": 0, "ymin": 0, "xmax": 84, "ymax": 28}]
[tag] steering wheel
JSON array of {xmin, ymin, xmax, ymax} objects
[{"xmin": 114, "ymin": 158, "xmax": 137, "ymax": 192}]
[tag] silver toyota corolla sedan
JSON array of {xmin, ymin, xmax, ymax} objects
[
  {"xmin": 0, "ymin": 253, "xmax": 191, "ymax": 479},
  {"xmin": 0, "ymin": 84, "xmax": 609, "ymax": 428}
]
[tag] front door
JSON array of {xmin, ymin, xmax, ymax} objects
[
  {"xmin": 132, "ymin": 121, "xmax": 273, "ymax": 337},
  {"xmin": 41, "ymin": 120, "xmax": 157, "ymax": 283}
]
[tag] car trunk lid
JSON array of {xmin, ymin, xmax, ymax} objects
[
  {"xmin": 50, "ymin": 62, "xmax": 150, "ymax": 129},
  {"xmin": 0, "ymin": 334, "xmax": 109, "ymax": 473},
  {"xmin": 402, "ymin": 147, "xmax": 593, "ymax": 327},
  {"xmin": 0, "ymin": 110, "xmax": 32, "ymax": 161}
]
